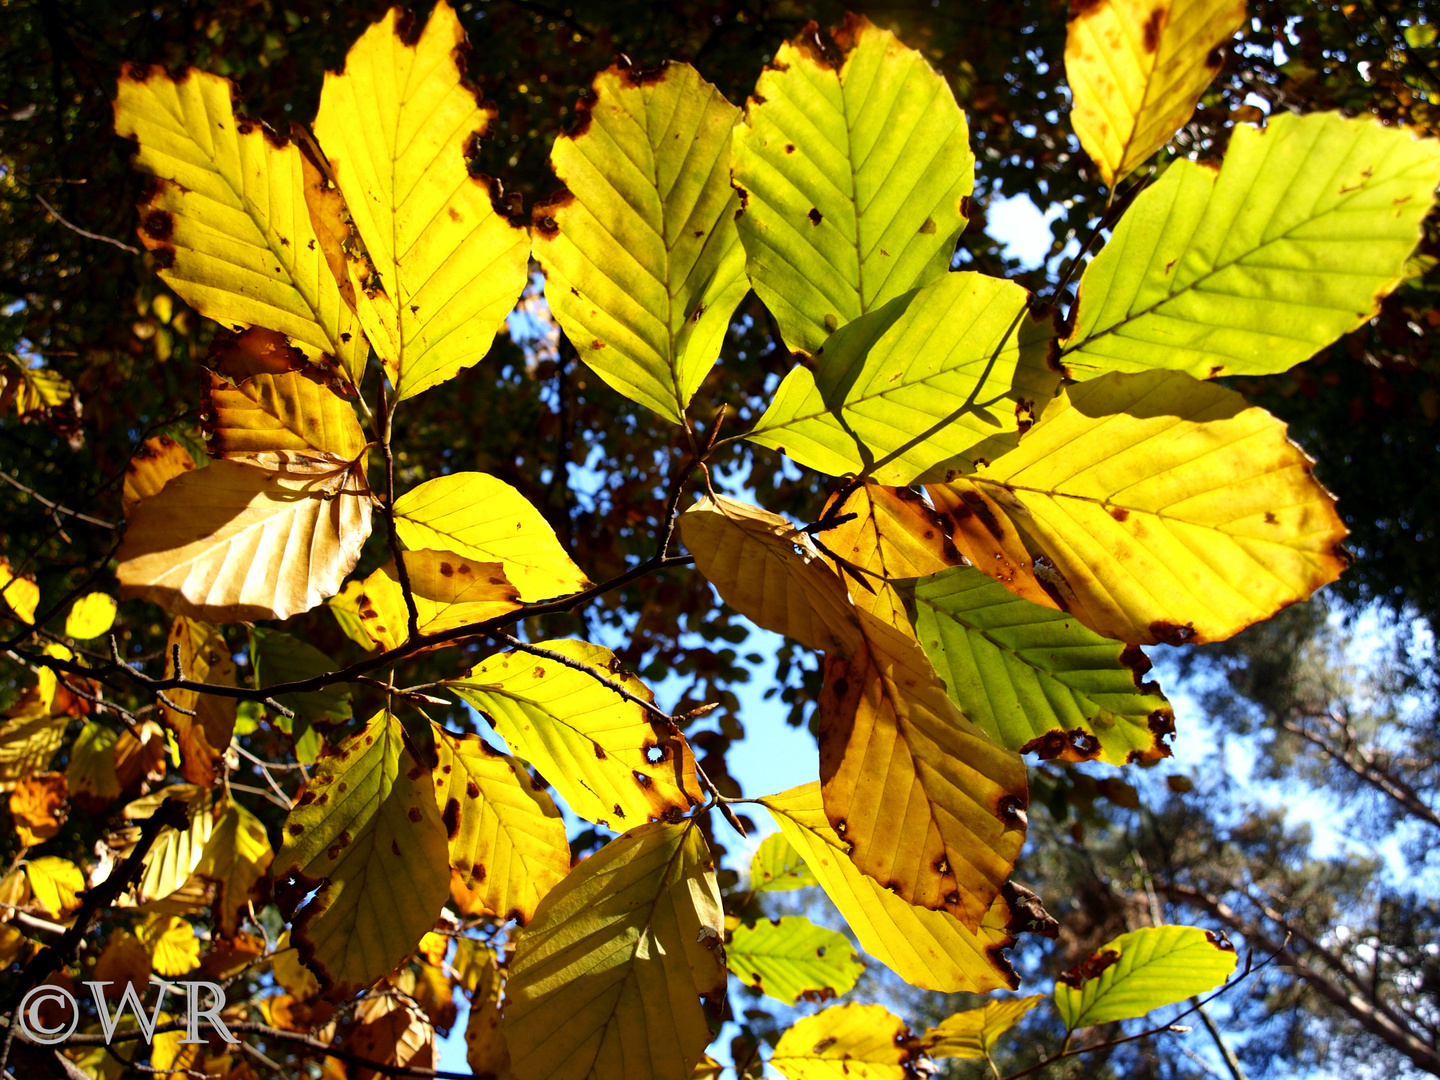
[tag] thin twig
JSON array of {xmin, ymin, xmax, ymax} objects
[{"xmin": 34, "ymin": 193, "xmax": 139, "ymax": 255}]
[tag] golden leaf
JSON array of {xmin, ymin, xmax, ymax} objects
[
  {"xmin": 351, "ymin": 551, "xmax": 522, "ymax": 651},
  {"xmin": 0, "ymin": 555, "xmax": 39, "ymax": 624},
  {"xmin": 160, "ymin": 617, "xmax": 237, "ymax": 788},
  {"xmin": 25, "ymin": 856, "xmax": 85, "ymax": 917},
  {"xmin": 122, "ymin": 435, "xmax": 197, "ymax": 517},
  {"xmin": 771, "ymin": 1003, "xmax": 917, "ymax": 1079},
  {"xmin": 10, "ymin": 772, "xmax": 68, "ymax": 847},
  {"xmin": 202, "ymin": 365, "xmax": 366, "ymax": 460},
  {"xmin": 64, "ymin": 594, "xmax": 118, "ymax": 640},
  {"xmin": 137, "ymin": 914, "xmax": 201, "ymax": 976}
]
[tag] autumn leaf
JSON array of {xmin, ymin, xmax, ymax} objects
[
  {"xmin": 749, "ymin": 833, "xmax": 818, "ymax": 893},
  {"xmin": 449, "ymin": 639, "xmax": 703, "ymax": 829},
  {"xmin": 112, "ymin": 67, "xmax": 367, "ymax": 380},
  {"xmin": 67, "ymin": 722, "xmax": 121, "ymax": 811},
  {"xmin": 0, "ymin": 700, "xmax": 69, "ymax": 793},
  {"xmin": 272, "ymin": 710, "xmax": 450, "ymax": 1000},
  {"xmin": 64, "ymin": 593, "xmax": 117, "ymax": 640},
  {"xmin": 123, "ymin": 786, "xmax": 216, "ymax": 904},
  {"xmin": 1, "ymin": 353, "xmax": 74, "ymax": 417},
  {"xmin": 463, "ymin": 948, "xmax": 512, "ymax": 1080},
  {"xmin": 680, "ymin": 494, "xmax": 863, "ymax": 655},
  {"xmin": 160, "ymin": 617, "xmax": 237, "ymax": 788},
  {"xmin": 1065, "ymin": 0, "xmax": 1246, "ymax": 187},
  {"xmin": 25, "ymin": 856, "xmax": 85, "ymax": 917},
  {"xmin": 939, "ymin": 370, "xmax": 1350, "ymax": 645},
  {"xmin": 747, "ymin": 274, "xmax": 1061, "ymax": 485},
  {"xmin": 920, "ymin": 995, "xmax": 1044, "ymax": 1060},
  {"xmin": 116, "ymin": 454, "xmax": 373, "ymax": 623},
  {"xmin": 770, "ymin": 1003, "xmax": 919, "ymax": 1080},
  {"xmin": 350, "ymin": 551, "xmax": 522, "ymax": 650},
  {"xmin": 1064, "ymin": 111, "xmax": 1440, "ymax": 380},
  {"xmin": 196, "ymin": 800, "xmax": 274, "ymax": 937},
  {"xmin": 10, "ymin": 772, "xmax": 68, "ymax": 847},
  {"xmin": 121, "ymin": 434, "xmax": 197, "ymax": 517},
  {"xmin": 762, "ymin": 782, "xmax": 1021, "ymax": 994},
  {"xmin": 0, "ymin": 555, "xmax": 39, "ymax": 624},
  {"xmin": 201, "ymin": 362, "xmax": 366, "ymax": 460},
  {"xmin": 312, "ymin": 0, "xmax": 529, "ymax": 400},
  {"xmin": 250, "ymin": 628, "xmax": 350, "ymax": 763},
  {"xmin": 504, "ymin": 819, "xmax": 725, "ymax": 1080},
  {"xmin": 726, "ymin": 915, "xmax": 862, "ymax": 1004},
  {"xmin": 732, "ymin": 16, "xmax": 974, "ymax": 356},
  {"xmin": 348, "ymin": 993, "xmax": 435, "ymax": 1080},
  {"xmin": 137, "ymin": 915, "xmax": 201, "ymax": 976},
  {"xmin": 431, "ymin": 726, "xmax": 570, "ymax": 926},
  {"xmin": 534, "ymin": 61, "xmax": 746, "ymax": 423}
]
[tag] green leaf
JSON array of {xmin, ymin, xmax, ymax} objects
[
  {"xmin": 447, "ymin": 639, "xmax": 704, "ymax": 829},
  {"xmin": 732, "ymin": 16, "xmax": 974, "ymax": 356},
  {"xmin": 770, "ymin": 1003, "xmax": 917, "ymax": 1080},
  {"xmin": 1064, "ymin": 111, "xmax": 1440, "ymax": 381},
  {"xmin": 250, "ymin": 628, "xmax": 350, "ymax": 764},
  {"xmin": 749, "ymin": 832, "xmax": 817, "ymax": 892},
  {"xmin": 503, "ymin": 819, "xmax": 725, "ymax": 1080},
  {"xmin": 762, "ymin": 783, "xmax": 1020, "ymax": 994},
  {"xmin": 533, "ymin": 62, "xmax": 747, "ymax": 423},
  {"xmin": 271, "ymin": 710, "xmax": 450, "ymax": 1000},
  {"xmin": 901, "ymin": 565, "xmax": 1174, "ymax": 765},
  {"xmin": 747, "ymin": 273, "xmax": 1061, "ymax": 485},
  {"xmin": 920, "ymin": 995, "xmax": 1044, "ymax": 1060},
  {"xmin": 726, "ymin": 915, "xmax": 862, "ymax": 1004},
  {"xmin": 1054, "ymin": 925, "xmax": 1238, "ymax": 1030}
]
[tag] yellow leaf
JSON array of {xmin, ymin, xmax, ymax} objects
[
  {"xmin": 113, "ymin": 67, "xmax": 367, "ymax": 381},
  {"xmin": 819, "ymin": 608, "xmax": 1028, "ymax": 926},
  {"xmin": 349, "ymin": 993, "xmax": 435, "ymax": 1080},
  {"xmin": 762, "ymin": 783, "xmax": 1020, "ymax": 993},
  {"xmin": 1066, "ymin": 0, "xmax": 1247, "ymax": 187},
  {"xmin": 393, "ymin": 473, "xmax": 590, "ymax": 602},
  {"xmin": 272, "ymin": 931, "xmax": 321, "ymax": 1003},
  {"xmin": 327, "ymin": 579, "xmax": 379, "ymax": 651},
  {"xmin": 160, "ymin": 617, "xmax": 237, "ymax": 788},
  {"xmin": 0, "ymin": 555, "xmax": 40, "ymax": 624},
  {"xmin": 820, "ymin": 483, "xmax": 958, "ymax": 630},
  {"xmin": 679, "ymin": 494, "xmax": 863, "ymax": 655},
  {"xmin": 152, "ymin": 1025, "xmax": 203, "ymax": 1080},
  {"xmin": 202, "ymin": 365, "xmax": 366, "ymax": 460},
  {"xmin": 771, "ymin": 1003, "xmax": 917, "ymax": 1080},
  {"xmin": 432, "ymin": 728, "xmax": 569, "ymax": 926},
  {"xmin": 1, "ymin": 355, "xmax": 74, "ymax": 416},
  {"xmin": 91, "ymin": 929, "xmax": 152, "ymax": 996},
  {"xmin": 448, "ymin": 639, "xmax": 704, "ymax": 829},
  {"xmin": 137, "ymin": 915, "xmax": 201, "ymax": 976},
  {"xmin": 67, "ymin": 722, "xmax": 121, "ymax": 811},
  {"xmin": 312, "ymin": 0, "xmax": 529, "ymax": 401},
  {"xmin": 196, "ymin": 800, "xmax": 274, "ymax": 937},
  {"xmin": 692, "ymin": 1057, "xmax": 723, "ymax": 1080},
  {"xmin": 272, "ymin": 711, "xmax": 450, "ymax": 1000},
  {"xmin": 0, "ymin": 923, "xmax": 27, "ymax": 968},
  {"xmin": 504, "ymin": 820, "xmax": 725, "ymax": 1080},
  {"xmin": 463, "ymin": 953, "xmax": 512, "ymax": 1080},
  {"xmin": 123, "ymin": 785, "xmax": 217, "ymax": 904},
  {"xmin": 533, "ymin": 62, "xmax": 746, "ymax": 423},
  {"xmin": 25, "ymin": 856, "xmax": 85, "ymax": 917},
  {"xmin": 64, "ymin": 594, "xmax": 118, "ymax": 640},
  {"xmin": 10, "ymin": 772, "xmax": 68, "ymax": 846},
  {"xmin": 953, "ymin": 370, "xmax": 1351, "ymax": 645},
  {"xmin": 122, "ymin": 434, "xmax": 198, "ymax": 517},
  {"xmin": 921, "ymin": 995, "xmax": 1044, "ymax": 1059},
  {"xmin": 351, "ymin": 551, "xmax": 523, "ymax": 651},
  {"xmin": 926, "ymin": 480, "xmax": 1061, "ymax": 611},
  {"xmin": 116, "ymin": 454, "xmax": 373, "ymax": 623},
  {"xmin": 749, "ymin": 832, "xmax": 817, "ymax": 893},
  {"xmin": 448, "ymin": 937, "xmax": 495, "ymax": 995},
  {"xmin": 0, "ymin": 703, "xmax": 68, "ymax": 793}
]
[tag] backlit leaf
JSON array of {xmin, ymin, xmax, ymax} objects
[
  {"xmin": 762, "ymin": 783, "xmax": 1019, "ymax": 994},
  {"xmin": 349, "ymin": 993, "xmax": 435, "ymax": 1080},
  {"xmin": 10, "ymin": 772, "xmax": 67, "ymax": 847},
  {"xmin": 901, "ymin": 566, "xmax": 1174, "ymax": 765},
  {"xmin": 160, "ymin": 617, "xmax": 236, "ymax": 788},
  {"xmin": 25, "ymin": 855, "xmax": 85, "ymax": 917},
  {"xmin": 196, "ymin": 800, "xmax": 274, "ymax": 937},
  {"xmin": 250, "ymin": 628, "xmax": 351, "ymax": 763},
  {"xmin": 749, "ymin": 833, "xmax": 817, "ymax": 892},
  {"xmin": 1065, "ymin": 0, "xmax": 1246, "ymax": 187},
  {"xmin": 726, "ymin": 915, "xmax": 862, "ymax": 1004},
  {"xmin": 116, "ymin": 454, "xmax": 373, "ymax": 623},
  {"xmin": 1, "ymin": 354, "xmax": 73, "ymax": 416},
  {"xmin": 770, "ymin": 1003, "xmax": 917, "ymax": 1080},
  {"xmin": 732, "ymin": 16, "xmax": 973, "ymax": 356},
  {"xmin": 920, "ymin": 995, "xmax": 1044, "ymax": 1059},
  {"xmin": 201, "ymin": 365, "xmax": 366, "ymax": 459},
  {"xmin": 944, "ymin": 370, "xmax": 1350, "ymax": 645},
  {"xmin": 534, "ymin": 62, "xmax": 746, "ymax": 423},
  {"xmin": 0, "ymin": 703, "xmax": 68, "ymax": 793},
  {"xmin": 393, "ymin": 472, "xmax": 590, "ymax": 602},
  {"xmin": 351, "ymin": 551, "xmax": 522, "ymax": 650},
  {"xmin": 504, "ymin": 819, "xmax": 725, "ymax": 1080},
  {"xmin": 138, "ymin": 915, "xmax": 201, "ymax": 976},
  {"xmin": 449, "ymin": 639, "xmax": 702, "ymax": 830},
  {"xmin": 1064, "ymin": 111, "xmax": 1440, "ymax": 380},
  {"xmin": 925, "ymin": 480, "xmax": 1061, "ymax": 611},
  {"xmin": 65, "ymin": 593, "xmax": 118, "ymax": 640},
  {"xmin": 272, "ymin": 931, "xmax": 321, "ymax": 1003},
  {"xmin": 113, "ymin": 67, "xmax": 366, "ymax": 380},
  {"xmin": 820, "ymin": 607, "xmax": 1028, "ymax": 926},
  {"xmin": 272, "ymin": 710, "xmax": 449, "ymax": 1000},
  {"xmin": 1054, "ymin": 924, "xmax": 1237, "ymax": 1030},
  {"xmin": 431, "ymin": 727, "xmax": 570, "ymax": 926},
  {"xmin": 462, "ymin": 946, "xmax": 512, "ymax": 1080},
  {"xmin": 747, "ymin": 274, "xmax": 1061, "ymax": 484},
  {"xmin": 312, "ymin": 0, "xmax": 529, "ymax": 401},
  {"xmin": 122, "ymin": 435, "xmax": 198, "ymax": 517},
  {"xmin": 680, "ymin": 494, "xmax": 862, "ymax": 655},
  {"xmin": 125, "ymin": 786, "xmax": 216, "ymax": 904},
  {"xmin": 0, "ymin": 555, "xmax": 39, "ymax": 624}
]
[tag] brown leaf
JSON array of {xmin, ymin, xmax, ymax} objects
[
  {"xmin": 9, "ymin": 772, "xmax": 67, "ymax": 847},
  {"xmin": 161, "ymin": 617, "xmax": 237, "ymax": 787},
  {"xmin": 348, "ymin": 994, "xmax": 435, "ymax": 1080}
]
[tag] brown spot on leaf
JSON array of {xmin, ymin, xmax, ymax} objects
[
  {"xmin": 1206, "ymin": 44, "xmax": 1226, "ymax": 69},
  {"xmin": 288, "ymin": 823, "xmax": 305, "ymax": 836},
  {"xmin": 919, "ymin": 217, "xmax": 937, "ymax": 235},
  {"xmin": 1149, "ymin": 620, "xmax": 1196, "ymax": 645},
  {"xmin": 407, "ymin": 806, "xmax": 422, "ymax": 822},
  {"xmin": 1265, "ymin": 511, "xmax": 1278, "ymax": 524},
  {"xmin": 784, "ymin": 143, "xmax": 795, "ymax": 154},
  {"xmin": 1110, "ymin": 506, "xmax": 1130, "ymax": 523},
  {"xmin": 808, "ymin": 207, "xmax": 823, "ymax": 226},
  {"xmin": 465, "ymin": 781, "xmax": 480, "ymax": 799},
  {"xmin": 442, "ymin": 798, "xmax": 460, "ymax": 839},
  {"xmin": 1059, "ymin": 948, "xmax": 1121, "ymax": 988},
  {"xmin": 998, "ymin": 795, "xmax": 1028, "ymax": 829},
  {"xmin": 614, "ymin": 803, "xmax": 625, "ymax": 818},
  {"xmin": 960, "ymin": 194, "xmax": 971, "ymax": 219},
  {"xmin": 1002, "ymin": 880, "xmax": 1059, "ymax": 938},
  {"xmin": 1205, "ymin": 929, "xmax": 1236, "ymax": 951},
  {"xmin": 1142, "ymin": 4, "xmax": 1167, "ymax": 53},
  {"xmin": 407, "ymin": 764, "xmax": 423, "ymax": 781}
]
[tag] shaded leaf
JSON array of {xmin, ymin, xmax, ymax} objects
[
  {"xmin": 10, "ymin": 772, "xmax": 67, "ymax": 847},
  {"xmin": 921, "ymin": 995, "xmax": 1044, "ymax": 1059},
  {"xmin": 0, "ymin": 702, "xmax": 68, "ymax": 793},
  {"xmin": 449, "ymin": 639, "xmax": 703, "ymax": 829},
  {"xmin": 504, "ymin": 820, "xmax": 724, "ymax": 1080},
  {"xmin": 732, "ymin": 16, "xmax": 973, "ymax": 355},
  {"xmin": 160, "ymin": 617, "xmax": 236, "ymax": 788},
  {"xmin": 748, "ymin": 274, "xmax": 1060, "ymax": 485},
  {"xmin": 250, "ymin": 628, "xmax": 351, "ymax": 763},
  {"xmin": 272, "ymin": 710, "xmax": 449, "ymax": 1000},
  {"xmin": 313, "ymin": 0, "xmax": 529, "ymax": 400},
  {"xmin": 726, "ymin": 915, "xmax": 862, "ymax": 1004},
  {"xmin": 1054, "ymin": 924, "xmax": 1237, "ymax": 1030},
  {"xmin": 196, "ymin": 800, "xmax": 274, "ymax": 937},
  {"xmin": 463, "ymin": 947, "xmax": 512, "ymax": 1080},
  {"xmin": 1064, "ymin": 111, "xmax": 1440, "ymax": 380},
  {"xmin": 762, "ymin": 782, "xmax": 1019, "ymax": 993},
  {"xmin": 535, "ymin": 62, "xmax": 745, "ymax": 423}
]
